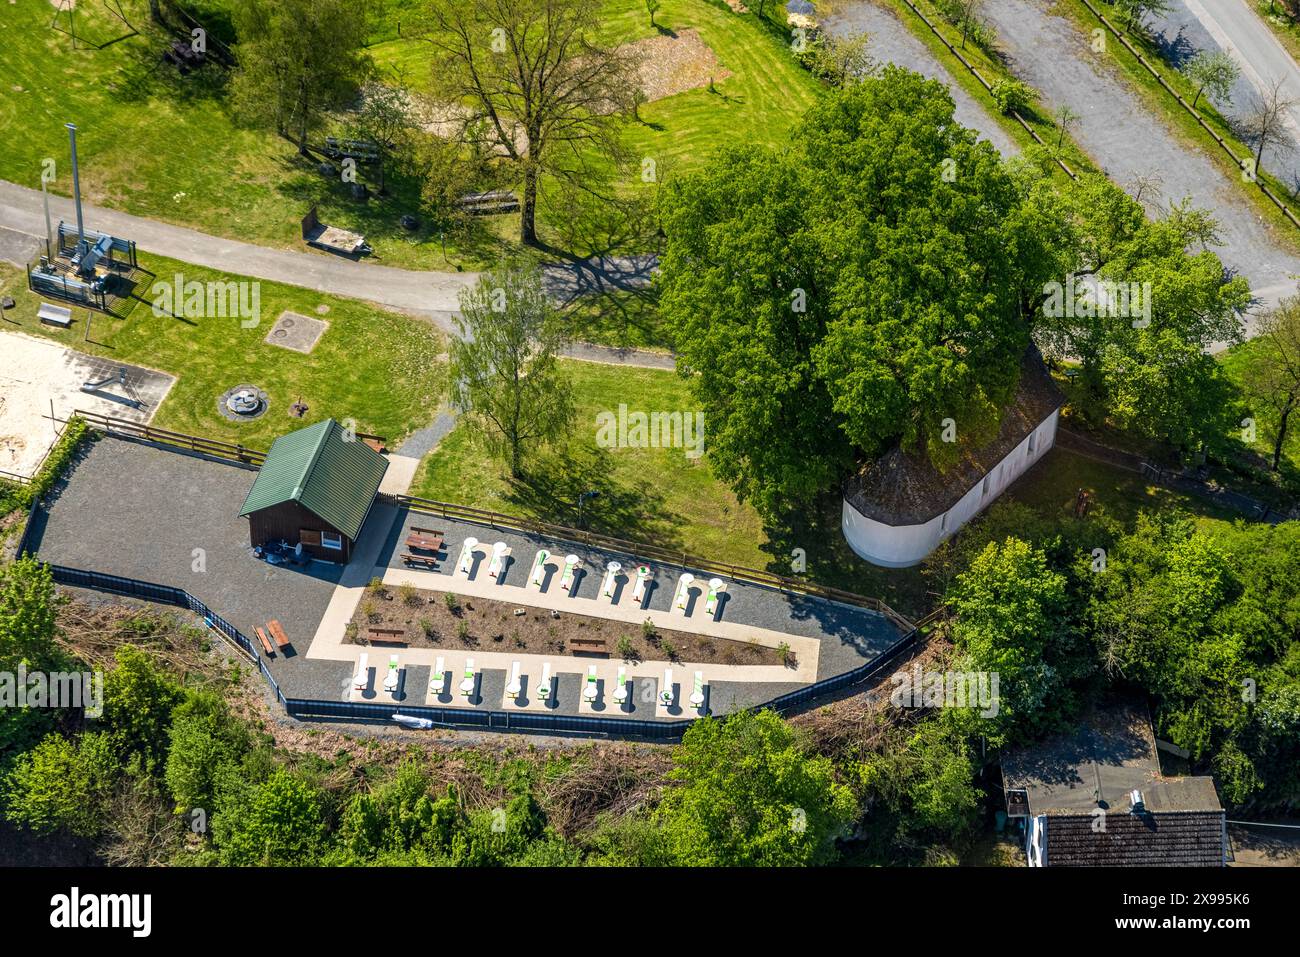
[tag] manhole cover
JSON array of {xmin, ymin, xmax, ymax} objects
[{"xmin": 265, "ymin": 311, "xmax": 328, "ymax": 354}]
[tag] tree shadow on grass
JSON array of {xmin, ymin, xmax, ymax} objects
[
  {"xmin": 760, "ymin": 491, "xmax": 932, "ymax": 620},
  {"xmin": 504, "ymin": 442, "xmax": 684, "ymax": 550},
  {"xmin": 272, "ymin": 158, "xmax": 508, "ymax": 265}
]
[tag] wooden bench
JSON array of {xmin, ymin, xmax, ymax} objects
[
  {"xmin": 267, "ymin": 619, "xmax": 291, "ymax": 650},
  {"xmin": 38, "ymin": 302, "xmax": 72, "ymax": 328},
  {"xmin": 254, "ymin": 627, "xmax": 275, "ymax": 657},
  {"xmin": 568, "ymin": 636, "xmax": 609, "ymax": 656},
  {"xmin": 367, "ymin": 628, "xmax": 408, "ymax": 647},
  {"xmin": 405, "ymin": 527, "xmax": 444, "ymax": 552},
  {"xmin": 457, "ymin": 190, "xmax": 521, "ymax": 215},
  {"xmin": 363, "ymin": 437, "xmax": 388, "ymax": 454},
  {"xmin": 401, "ymin": 552, "xmax": 438, "ymax": 568}
]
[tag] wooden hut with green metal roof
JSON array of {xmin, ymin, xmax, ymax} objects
[{"xmin": 239, "ymin": 418, "xmax": 388, "ymax": 562}]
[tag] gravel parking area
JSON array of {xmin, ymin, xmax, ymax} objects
[
  {"xmin": 823, "ymin": 1, "xmax": 1018, "ymax": 157},
  {"xmin": 26, "ymin": 435, "xmax": 341, "ymax": 683},
  {"xmin": 979, "ymin": 0, "xmax": 1300, "ymax": 323}
]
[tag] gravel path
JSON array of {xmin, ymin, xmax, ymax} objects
[
  {"xmin": 822, "ymin": 0, "xmax": 1018, "ymax": 157},
  {"xmin": 979, "ymin": 0, "xmax": 1300, "ymax": 324},
  {"xmin": 1147, "ymin": 0, "xmax": 1300, "ymax": 191}
]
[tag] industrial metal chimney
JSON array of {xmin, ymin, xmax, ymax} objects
[{"xmin": 65, "ymin": 122, "xmax": 86, "ymax": 254}]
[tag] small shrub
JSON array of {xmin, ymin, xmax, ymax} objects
[
  {"xmin": 777, "ymin": 641, "xmax": 796, "ymax": 667},
  {"xmin": 641, "ymin": 618, "xmax": 657, "ymax": 640},
  {"xmin": 660, "ymin": 639, "xmax": 678, "ymax": 662},
  {"xmin": 616, "ymin": 635, "xmax": 638, "ymax": 661},
  {"xmin": 398, "ymin": 582, "xmax": 420, "ymax": 606},
  {"xmin": 444, "ymin": 592, "xmax": 460, "ymax": 614},
  {"xmin": 456, "ymin": 619, "xmax": 470, "ymax": 641},
  {"xmin": 420, "ymin": 617, "xmax": 434, "ymax": 638},
  {"xmin": 991, "ymin": 78, "xmax": 1035, "ymax": 116},
  {"xmin": 367, "ymin": 577, "xmax": 387, "ymax": 597}
]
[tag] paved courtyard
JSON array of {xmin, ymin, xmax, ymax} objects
[
  {"xmin": 25, "ymin": 435, "xmax": 342, "ymax": 691},
  {"xmin": 28, "ymin": 434, "xmax": 910, "ymax": 729}
]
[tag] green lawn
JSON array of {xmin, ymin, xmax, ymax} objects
[
  {"xmin": 1, "ymin": 0, "xmax": 819, "ymax": 276},
  {"xmin": 407, "ymin": 358, "xmax": 936, "ymax": 615},
  {"xmin": 0, "ymin": 0, "xmax": 504, "ymax": 270},
  {"xmin": 374, "ymin": 0, "xmax": 824, "ymax": 175},
  {"xmin": 1005, "ymin": 444, "xmax": 1241, "ymax": 531},
  {"xmin": 0, "ymin": 256, "xmax": 446, "ymax": 449}
]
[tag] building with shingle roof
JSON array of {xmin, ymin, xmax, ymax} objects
[
  {"xmin": 239, "ymin": 418, "xmax": 388, "ymax": 562},
  {"xmin": 841, "ymin": 345, "xmax": 1064, "ymax": 567},
  {"xmin": 1002, "ymin": 702, "xmax": 1226, "ymax": 867}
]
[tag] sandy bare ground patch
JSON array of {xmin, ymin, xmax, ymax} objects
[
  {"xmin": 0, "ymin": 330, "xmax": 173, "ymax": 479},
  {"xmin": 415, "ymin": 29, "xmax": 727, "ymax": 149},
  {"xmin": 630, "ymin": 28, "xmax": 731, "ymax": 102}
]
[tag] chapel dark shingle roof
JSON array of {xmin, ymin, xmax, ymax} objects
[{"xmin": 843, "ymin": 345, "xmax": 1064, "ymax": 526}]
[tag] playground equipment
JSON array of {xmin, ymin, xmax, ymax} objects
[
  {"xmin": 80, "ymin": 366, "xmax": 141, "ymax": 409},
  {"xmin": 28, "ymin": 259, "xmax": 107, "ymax": 310},
  {"xmin": 49, "ymin": 0, "xmax": 138, "ymax": 51},
  {"xmin": 57, "ymin": 224, "xmax": 138, "ymax": 270}
]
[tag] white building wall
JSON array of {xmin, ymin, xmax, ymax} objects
[{"xmin": 842, "ymin": 410, "xmax": 1060, "ymax": 568}]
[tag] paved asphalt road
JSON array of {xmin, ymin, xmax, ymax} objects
[
  {"xmin": 1148, "ymin": 0, "xmax": 1300, "ymax": 190},
  {"xmin": 0, "ymin": 179, "xmax": 669, "ymax": 367}
]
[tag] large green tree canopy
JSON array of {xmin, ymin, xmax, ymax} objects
[{"xmin": 658, "ymin": 67, "xmax": 1070, "ymax": 515}]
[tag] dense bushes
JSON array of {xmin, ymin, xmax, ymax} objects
[
  {"xmin": 0, "ymin": 416, "xmax": 89, "ymax": 519},
  {"xmin": 939, "ymin": 504, "xmax": 1300, "ymax": 812}
]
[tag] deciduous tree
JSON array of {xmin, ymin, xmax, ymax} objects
[
  {"xmin": 449, "ymin": 264, "xmax": 575, "ymax": 478},
  {"xmin": 230, "ymin": 0, "xmax": 376, "ymax": 154},
  {"xmin": 421, "ymin": 0, "xmax": 638, "ymax": 245}
]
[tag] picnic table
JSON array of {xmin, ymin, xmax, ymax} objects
[
  {"xmin": 267, "ymin": 620, "xmax": 291, "ymax": 650},
  {"xmin": 301, "ymin": 205, "xmax": 372, "ymax": 256},
  {"xmin": 405, "ymin": 527, "xmax": 444, "ymax": 552},
  {"xmin": 254, "ymin": 627, "xmax": 275, "ymax": 657}
]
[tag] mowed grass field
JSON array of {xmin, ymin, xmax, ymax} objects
[
  {"xmin": 0, "ymin": 256, "xmax": 447, "ymax": 448},
  {"xmin": 3, "ymin": 0, "xmax": 819, "ymax": 272},
  {"xmin": 0, "ymin": 0, "xmax": 504, "ymax": 269},
  {"xmin": 408, "ymin": 358, "xmax": 934, "ymax": 614},
  {"xmin": 373, "ymin": 0, "xmax": 823, "ymax": 171}
]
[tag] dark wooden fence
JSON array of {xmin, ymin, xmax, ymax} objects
[{"xmin": 35, "ymin": 562, "xmax": 920, "ymax": 740}]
